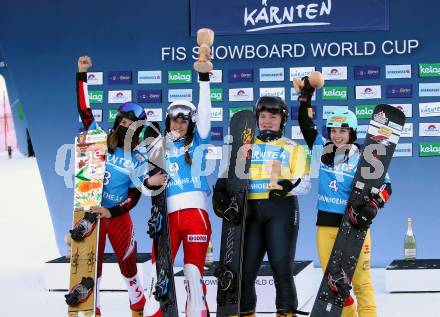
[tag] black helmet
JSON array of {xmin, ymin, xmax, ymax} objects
[{"xmin": 254, "ymin": 96, "xmax": 289, "ymax": 130}]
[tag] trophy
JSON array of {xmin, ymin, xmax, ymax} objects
[
  {"xmin": 265, "ymin": 160, "xmax": 283, "ymax": 190},
  {"xmin": 193, "ymin": 28, "xmax": 214, "ymax": 73}
]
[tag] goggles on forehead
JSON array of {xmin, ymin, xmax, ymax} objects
[
  {"xmin": 167, "ymin": 104, "xmax": 196, "ymax": 122},
  {"xmin": 118, "ymin": 102, "xmax": 146, "ymax": 121}
]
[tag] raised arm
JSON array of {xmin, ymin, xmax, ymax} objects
[
  {"xmin": 196, "ymin": 72, "xmax": 211, "ymax": 139},
  {"xmin": 296, "ymin": 76, "xmax": 319, "ymax": 150},
  {"xmin": 76, "ymin": 56, "xmax": 96, "ymax": 130}
]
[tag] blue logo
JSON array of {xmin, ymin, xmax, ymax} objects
[
  {"xmin": 211, "ymin": 127, "xmax": 223, "ymax": 141},
  {"xmin": 386, "ymin": 84, "xmax": 413, "ymax": 98},
  {"xmin": 137, "ymin": 90, "xmax": 162, "ymax": 103},
  {"xmin": 108, "ymin": 71, "xmax": 132, "ymax": 85},
  {"xmin": 228, "ymin": 69, "xmax": 253, "ymax": 83},
  {"xmin": 354, "ymin": 66, "xmax": 380, "ymax": 80},
  {"xmin": 290, "ymin": 106, "xmax": 316, "ymax": 120}
]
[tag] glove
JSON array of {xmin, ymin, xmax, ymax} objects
[
  {"xmin": 212, "ymin": 178, "xmax": 228, "ymax": 218},
  {"xmin": 298, "ymin": 76, "xmax": 316, "ymax": 103},
  {"xmin": 348, "ymin": 195, "xmax": 378, "ymax": 228},
  {"xmin": 269, "ymin": 179, "xmax": 301, "ymax": 201}
]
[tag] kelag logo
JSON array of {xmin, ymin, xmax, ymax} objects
[
  {"xmin": 419, "ymin": 83, "xmax": 440, "ymax": 97},
  {"xmin": 108, "ymin": 109, "xmax": 118, "ymax": 123},
  {"xmin": 289, "ymin": 67, "xmax": 315, "ymax": 81},
  {"xmin": 108, "ymin": 71, "xmax": 132, "ymax": 85},
  {"xmin": 228, "ymin": 69, "xmax": 253, "ymax": 83},
  {"xmin": 259, "ymin": 87, "xmax": 285, "ymax": 99},
  {"xmin": 168, "ymin": 70, "xmax": 192, "ymax": 84},
  {"xmin": 420, "ymin": 142, "xmax": 440, "ymax": 157},
  {"xmin": 88, "ymin": 90, "xmax": 103, "ymax": 104},
  {"xmin": 291, "ymin": 106, "xmax": 316, "ymax": 120},
  {"xmin": 229, "ymin": 88, "xmax": 254, "ymax": 101},
  {"xmin": 419, "ymin": 102, "xmax": 440, "ymax": 117},
  {"xmin": 259, "ymin": 68, "xmax": 284, "ymax": 82},
  {"xmin": 419, "ymin": 123, "xmax": 440, "ymax": 137},
  {"xmin": 355, "ymin": 85, "xmax": 381, "ymax": 100},
  {"xmin": 385, "ymin": 65, "xmax": 412, "ymax": 79},
  {"xmin": 168, "ymin": 89, "xmax": 192, "ymax": 102},
  {"xmin": 229, "ymin": 106, "xmax": 254, "ymax": 119},
  {"xmin": 355, "ymin": 105, "xmax": 375, "ymax": 119},
  {"xmin": 211, "ymin": 127, "xmax": 223, "ymax": 141},
  {"xmin": 354, "ymin": 66, "xmax": 380, "ymax": 80},
  {"xmin": 419, "ymin": 63, "xmax": 440, "ymax": 77},
  {"xmin": 322, "ymin": 66, "xmax": 347, "ymax": 80},
  {"xmin": 138, "ymin": 71, "xmax": 162, "ymax": 84},
  {"xmin": 137, "ymin": 90, "xmax": 162, "ymax": 103},
  {"xmin": 322, "ymin": 87, "xmax": 347, "ymax": 100},
  {"xmin": 210, "ymin": 88, "xmax": 223, "ymax": 102},
  {"xmin": 386, "ymin": 84, "xmax": 413, "ymax": 98}
]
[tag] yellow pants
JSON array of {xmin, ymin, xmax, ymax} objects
[{"xmin": 317, "ymin": 226, "xmax": 377, "ymax": 317}]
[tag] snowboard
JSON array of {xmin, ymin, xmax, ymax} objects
[
  {"xmin": 145, "ymin": 122, "xmax": 178, "ymax": 317},
  {"xmin": 214, "ymin": 110, "xmax": 256, "ymax": 317},
  {"xmin": 310, "ymin": 104, "xmax": 406, "ymax": 317},
  {"xmin": 65, "ymin": 129, "xmax": 107, "ymax": 317}
]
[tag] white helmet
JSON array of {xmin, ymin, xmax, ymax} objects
[{"xmin": 167, "ymin": 100, "xmax": 197, "ymax": 122}]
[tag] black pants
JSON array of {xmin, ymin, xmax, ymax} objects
[{"xmin": 240, "ymin": 196, "xmax": 299, "ymax": 313}]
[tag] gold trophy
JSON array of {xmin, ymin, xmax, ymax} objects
[
  {"xmin": 193, "ymin": 28, "xmax": 214, "ymax": 73},
  {"xmin": 266, "ymin": 160, "xmax": 283, "ymax": 190}
]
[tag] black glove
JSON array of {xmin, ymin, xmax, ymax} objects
[
  {"xmin": 298, "ymin": 76, "xmax": 315, "ymax": 103},
  {"xmin": 348, "ymin": 196, "xmax": 378, "ymax": 228},
  {"xmin": 212, "ymin": 178, "xmax": 228, "ymax": 218},
  {"xmin": 268, "ymin": 179, "xmax": 301, "ymax": 201}
]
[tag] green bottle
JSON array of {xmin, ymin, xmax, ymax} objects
[{"xmin": 404, "ymin": 217, "xmax": 416, "ymax": 260}]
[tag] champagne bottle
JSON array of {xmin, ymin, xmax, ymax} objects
[
  {"xmin": 205, "ymin": 240, "xmax": 214, "ymax": 268},
  {"xmin": 404, "ymin": 217, "xmax": 416, "ymax": 260}
]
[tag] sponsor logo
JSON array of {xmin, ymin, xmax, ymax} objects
[
  {"xmin": 378, "ymin": 126, "xmax": 393, "ymax": 137},
  {"xmin": 228, "ymin": 69, "xmax": 254, "ymax": 83},
  {"xmin": 386, "ymin": 84, "xmax": 413, "ymax": 98},
  {"xmin": 210, "ymin": 88, "xmax": 223, "ymax": 102},
  {"xmin": 401, "ymin": 123, "xmax": 413, "ymax": 138},
  {"xmin": 354, "ymin": 66, "xmax": 380, "ymax": 80},
  {"xmin": 291, "ymin": 126, "xmax": 303, "ymax": 140},
  {"xmin": 393, "ymin": 143, "xmax": 413, "ymax": 157},
  {"xmin": 108, "ymin": 90, "xmax": 132, "ymax": 103},
  {"xmin": 385, "ymin": 65, "xmax": 412, "ymax": 79},
  {"xmin": 419, "ymin": 83, "xmax": 440, "ymax": 97},
  {"xmin": 229, "ymin": 88, "xmax": 254, "ymax": 101},
  {"xmin": 211, "ymin": 108, "xmax": 223, "ymax": 121},
  {"xmin": 322, "ymin": 87, "xmax": 348, "ymax": 100},
  {"xmin": 355, "ymin": 85, "xmax": 381, "ymax": 99},
  {"xmin": 321, "ymin": 66, "xmax": 347, "ymax": 80},
  {"xmin": 419, "ymin": 123, "xmax": 440, "ymax": 137},
  {"xmin": 291, "ymin": 106, "xmax": 316, "ymax": 120},
  {"xmin": 168, "ymin": 70, "xmax": 192, "ymax": 84},
  {"xmin": 78, "ymin": 109, "xmax": 102, "ymax": 123},
  {"xmin": 390, "ymin": 104, "xmax": 412, "ymax": 118},
  {"xmin": 355, "ymin": 105, "xmax": 375, "ymax": 119},
  {"xmin": 357, "ymin": 125, "xmax": 369, "ymax": 139},
  {"xmin": 289, "ymin": 67, "xmax": 315, "ymax": 81},
  {"xmin": 138, "ymin": 70, "xmax": 162, "ymax": 84},
  {"xmin": 206, "ymin": 146, "xmax": 222, "ymax": 160},
  {"xmin": 229, "ymin": 107, "xmax": 254, "ymax": 119},
  {"xmin": 373, "ymin": 111, "xmax": 388, "ymax": 125},
  {"xmin": 419, "ymin": 102, "xmax": 440, "ymax": 118},
  {"xmin": 419, "ymin": 142, "xmax": 440, "ymax": 157},
  {"xmin": 108, "ymin": 109, "xmax": 118, "ymax": 123},
  {"xmin": 168, "ymin": 89, "xmax": 193, "ymax": 102},
  {"xmin": 87, "ymin": 72, "xmax": 103, "ymax": 85},
  {"xmin": 144, "ymin": 108, "xmax": 163, "ymax": 122},
  {"xmin": 291, "ymin": 88, "xmax": 316, "ymax": 101},
  {"xmin": 322, "ymin": 106, "xmax": 348, "ymax": 119},
  {"xmin": 371, "ymin": 135, "xmax": 390, "ymax": 146},
  {"xmin": 259, "ymin": 67, "xmax": 284, "ymax": 82},
  {"xmin": 259, "ymin": 87, "xmax": 285, "ymax": 99},
  {"xmin": 419, "ymin": 63, "xmax": 440, "ymax": 77},
  {"xmin": 137, "ymin": 90, "xmax": 162, "ymax": 103},
  {"xmin": 209, "ymin": 70, "xmax": 222, "ymax": 83},
  {"xmin": 211, "ymin": 127, "xmax": 223, "ymax": 141},
  {"xmin": 88, "ymin": 90, "xmax": 103, "ymax": 104},
  {"xmin": 108, "ymin": 71, "xmax": 132, "ymax": 85},
  {"xmin": 188, "ymin": 234, "xmax": 208, "ymax": 242}
]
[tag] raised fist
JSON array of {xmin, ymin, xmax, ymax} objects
[{"xmin": 78, "ymin": 56, "xmax": 92, "ymax": 73}]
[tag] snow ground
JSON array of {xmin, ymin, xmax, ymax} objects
[{"xmin": 1, "ymin": 153, "xmax": 439, "ymax": 317}]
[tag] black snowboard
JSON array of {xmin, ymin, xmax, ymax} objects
[
  {"xmin": 310, "ymin": 104, "xmax": 406, "ymax": 317},
  {"xmin": 145, "ymin": 122, "xmax": 178, "ymax": 317},
  {"xmin": 214, "ymin": 110, "xmax": 256, "ymax": 317}
]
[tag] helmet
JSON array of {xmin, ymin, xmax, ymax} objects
[
  {"xmin": 254, "ymin": 96, "xmax": 288, "ymax": 129},
  {"xmin": 112, "ymin": 102, "xmax": 146, "ymax": 130},
  {"xmin": 326, "ymin": 109, "xmax": 358, "ymax": 130},
  {"xmin": 166, "ymin": 100, "xmax": 197, "ymax": 122}
]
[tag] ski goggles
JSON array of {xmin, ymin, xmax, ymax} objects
[
  {"xmin": 167, "ymin": 104, "xmax": 196, "ymax": 122},
  {"xmin": 118, "ymin": 102, "xmax": 146, "ymax": 121}
]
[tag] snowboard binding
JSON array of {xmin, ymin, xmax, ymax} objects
[
  {"xmin": 223, "ymin": 196, "xmax": 241, "ymax": 225},
  {"xmin": 326, "ymin": 266, "xmax": 352, "ymax": 300},
  {"xmin": 154, "ymin": 268, "xmax": 170, "ymax": 301},
  {"xmin": 69, "ymin": 212, "xmax": 98, "ymax": 241},
  {"xmin": 214, "ymin": 265, "xmax": 235, "ymax": 292},
  {"xmin": 65, "ymin": 276, "xmax": 95, "ymax": 306},
  {"xmin": 147, "ymin": 205, "xmax": 163, "ymax": 239}
]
